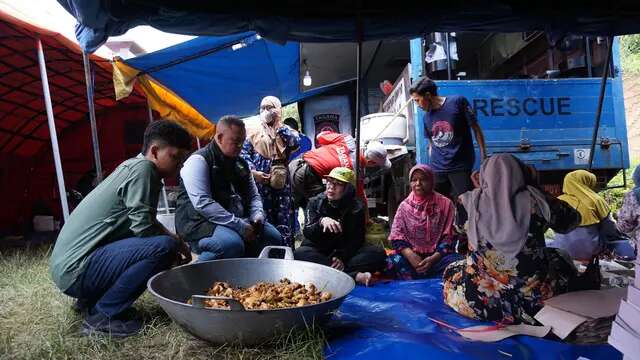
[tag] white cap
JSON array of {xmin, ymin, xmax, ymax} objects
[{"xmin": 364, "ymin": 141, "xmax": 392, "ymax": 169}]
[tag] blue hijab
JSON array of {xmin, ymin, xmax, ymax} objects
[{"xmin": 633, "ymin": 166, "xmax": 640, "ymax": 203}]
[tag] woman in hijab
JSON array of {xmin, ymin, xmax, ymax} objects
[
  {"xmin": 386, "ymin": 164, "xmax": 463, "ymax": 279},
  {"xmin": 294, "ymin": 167, "xmax": 387, "ymax": 285},
  {"xmin": 443, "ymin": 154, "xmax": 599, "ymax": 325},
  {"xmin": 616, "ymin": 166, "xmax": 640, "ymax": 257},
  {"xmin": 241, "ymin": 96, "xmax": 300, "ymax": 247},
  {"xmin": 551, "ymin": 170, "xmax": 629, "ymax": 260}
]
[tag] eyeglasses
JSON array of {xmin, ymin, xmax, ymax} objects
[{"xmin": 326, "ymin": 180, "xmax": 345, "ymax": 189}]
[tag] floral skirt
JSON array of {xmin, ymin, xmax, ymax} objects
[{"xmin": 442, "ymin": 249, "xmax": 578, "ymax": 325}]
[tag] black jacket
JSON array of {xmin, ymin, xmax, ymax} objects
[
  {"xmin": 175, "ymin": 141, "xmax": 254, "ymax": 243},
  {"xmin": 301, "ymin": 188, "xmax": 365, "ymax": 261}
]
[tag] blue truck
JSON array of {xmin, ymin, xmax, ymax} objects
[{"xmin": 370, "ymin": 33, "xmax": 629, "ymax": 219}]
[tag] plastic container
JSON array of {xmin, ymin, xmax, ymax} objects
[{"xmin": 359, "ymin": 112, "xmax": 408, "ymax": 146}]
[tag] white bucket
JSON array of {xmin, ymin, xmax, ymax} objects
[{"xmin": 359, "ymin": 112, "xmax": 408, "ymax": 146}]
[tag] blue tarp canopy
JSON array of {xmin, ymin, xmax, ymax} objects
[
  {"xmin": 122, "ymin": 33, "xmax": 338, "ymax": 123},
  {"xmin": 59, "ymin": 1, "xmax": 640, "ymax": 52}
]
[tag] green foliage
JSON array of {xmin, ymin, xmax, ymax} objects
[
  {"xmin": 620, "ymin": 35, "xmax": 640, "ymax": 75},
  {"xmin": 600, "ymin": 171, "xmax": 632, "ymax": 217},
  {"xmin": 600, "ymin": 159, "xmax": 639, "ymax": 217},
  {"xmin": 622, "ymin": 35, "xmax": 640, "ymax": 55},
  {"xmin": 282, "ymin": 103, "xmax": 300, "ymax": 123}
]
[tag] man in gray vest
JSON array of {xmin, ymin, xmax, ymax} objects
[{"xmin": 176, "ymin": 115, "xmax": 283, "ymax": 261}]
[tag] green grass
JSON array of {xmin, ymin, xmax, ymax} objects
[
  {"xmin": 0, "ymin": 246, "xmax": 326, "ymax": 360},
  {"xmin": 600, "ymin": 159, "xmax": 639, "ymax": 217},
  {"xmin": 621, "ymin": 35, "xmax": 640, "ymax": 75}
]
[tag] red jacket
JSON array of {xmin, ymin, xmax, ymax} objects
[{"xmin": 303, "ymin": 131, "xmax": 366, "ymax": 200}]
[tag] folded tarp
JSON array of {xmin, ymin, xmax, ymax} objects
[{"xmin": 325, "ymin": 279, "xmax": 621, "ymax": 359}]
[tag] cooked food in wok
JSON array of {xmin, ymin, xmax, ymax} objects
[{"xmin": 193, "ymin": 278, "xmax": 333, "ymax": 310}]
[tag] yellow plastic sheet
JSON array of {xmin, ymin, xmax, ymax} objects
[{"xmin": 113, "ymin": 59, "xmax": 214, "ymax": 139}]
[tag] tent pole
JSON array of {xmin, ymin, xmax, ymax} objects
[
  {"xmin": 588, "ymin": 37, "xmax": 613, "ymax": 170},
  {"xmin": 354, "ymin": 40, "xmax": 363, "ymax": 184},
  {"xmin": 82, "ymin": 52, "xmax": 103, "ymax": 183},
  {"xmin": 147, "ymin": 101, "xmax": 154, "ymax": 123},
  {"xmin": 445, "ymin": 33, "xmax": 452, "ymax": 80},
  {"xmin": 37, "ymin": 39, "xmax": 70, "ymax": 221},
  {"xmin": 161, "ymin": 180, "xmax": 170, "ymax": 215}
]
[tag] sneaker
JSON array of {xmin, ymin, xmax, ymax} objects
[
  {"xmin": 112, "ymin": 307, "xmax": 142, "ymax": 322},
  {"xmin": 80, "ymin": 311, "xmax": 142, "ymax": 338}
]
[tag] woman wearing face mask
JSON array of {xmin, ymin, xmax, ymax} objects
[
  {"xmin": 386, "ymin": 165, "xmax": 463, "ymax": 279},
  {"xmin": 241, "ymin": 96, "xmax": 300, "ymax": 248}
]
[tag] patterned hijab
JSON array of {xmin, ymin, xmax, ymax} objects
[
  {"xmin": 389, "ymin": 164, "xmax": 455, "ymax": 254},
  {"xmin": 246, "ymin": 96, "xmax": 287, "ymax": 160},
  {"xmin": 461, "ymin": 154, "xmax": 550, "ymax": 268},
  {"xmin": 558, "ymin": 170, "xmax": 609, "ymax": 226}
]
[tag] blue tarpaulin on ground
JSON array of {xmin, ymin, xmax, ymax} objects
[
  {"xmin": 122, "ymin": 33, "xmax": 335, "ymax": 124},
  {"xmin": 58, "ymin": 1, "xmax": 640, "ymax": 53},
  {"xmin": 325, "ymin": 279, "xmax": 622, "ymax": 359}
]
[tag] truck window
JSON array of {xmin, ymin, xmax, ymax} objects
[{"xmin": 424, "ymin": 32, "xmax": 613, "ymax": 80}]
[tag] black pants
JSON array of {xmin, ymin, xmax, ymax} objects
[
  {"xmin": 64, "ymin": 235, "xmax": 176, "ymax": 318},
  {"xmin": 294, "ymin": 245, "xmax": 387, "ymax": 278},
  {"xmin": 435, "ymin": 170, "xmax": 473, "ymax": 253},
  {"xmin": 434, "ymin": 170, "xmax": 473, "ymax": 201}
]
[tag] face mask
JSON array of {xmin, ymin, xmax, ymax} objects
[{"xmin": 261, "ymin": 109, "xmax": 279, "ymax": 124}]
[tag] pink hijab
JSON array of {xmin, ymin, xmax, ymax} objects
[{"xmin": 389, "ymin": 164, "xmax": 455, "ymax": 254}]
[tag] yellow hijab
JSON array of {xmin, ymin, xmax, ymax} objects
[{"xmin": 558, "ymin": 170, "xmax": 610, "ymax": 226}]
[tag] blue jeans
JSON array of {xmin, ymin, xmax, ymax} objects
[
  {"xmin": 64, "ymin": 235, "xmax": 177, "ymax": 318},
  {"xmin": 190, "ymin": 222, "xmax": 283, "ymax": 262}
]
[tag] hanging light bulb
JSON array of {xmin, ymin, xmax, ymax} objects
[
  {"xmin": 303, "ymin": 70, "xmax": 312, "ymax": 87},
  {"xmin": 231, "ymin": 42, "xmax": 247, "ymax": 51}
]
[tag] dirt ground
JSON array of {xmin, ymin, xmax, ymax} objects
[{"xmin": 623, "ymin": 74, "xmax": 640, "ymax": 159}]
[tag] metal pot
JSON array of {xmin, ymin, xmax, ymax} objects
[{"xmin": 147, "ymin": 246, "xmax": 355, "ymax": 344}]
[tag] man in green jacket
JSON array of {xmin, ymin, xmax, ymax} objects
[{"xmin": 49, "ymin": 120, "xmax": 192, "ymax": 337}]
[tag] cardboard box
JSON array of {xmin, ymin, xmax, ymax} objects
[
  {"xmin": 608, "ymin": 318, "xmax": 640, "ymax": 359},
  {"xmin": 618, "ymin": 300, "xmax": 640, "ymax": 336},
  {"xmin": 628, "ymin": 285, "xmax": 640, "ymax": 309}
]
